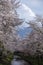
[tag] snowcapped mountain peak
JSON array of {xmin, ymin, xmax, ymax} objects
[
  {"xmin": 18, "ymin": 3, "xmax": 36, "ymax": 19},
  {"xmin": 21, "ymin": 4, "xmax": 35, "ymax": 17},
  {"xmin": 17, "ymin": 3, "xmax": 36, "ymax": 28}
]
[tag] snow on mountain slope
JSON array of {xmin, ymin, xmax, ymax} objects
[
  {"xmin": 17, "ymin": 3, "xmax": 36, "ymax": 28},
  {"xmin": 17, "ymin": 3, "xmax": 42, "ymax": 37},
  {"xmin": 17, "ymin": 3, "xmax": 42, "ymax": 28},
  {"xmin": 22, "ymin": 4, "xmax": 35, "ymax": 17},
  {"xmin": 17, "ymin": 27, "xmax": 32, "ymax": 38}
]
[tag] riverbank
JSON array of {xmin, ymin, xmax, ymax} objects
[
  {"xmin": 0, "ymin": 42, "xmax": 43, "ymax": 65},
  {"xmin": 11, "ymin": 55, "xmax": 29, "ymax": 65},
  {"xmin": 14, "ymin": 51, "xmax": 43, "ymax": 65},
  {"xmin": 0, "ymin": 50, "xmax": 43, "ymax": 65},
  {"xmin": 0, "ymin": 41, "xmax": 14, "ymax": 65}
]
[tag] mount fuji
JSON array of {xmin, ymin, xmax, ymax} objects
[
  {"xmin": 17, "ymin": 3, "xmax": 42, "ymax": 38},
  {"xmin": 17, "ymin": 3, "xmax": 36, "ymax": 28},
  {"xmin": 17, "ymin": 3, "xmax": 36, "ymax": 37}
]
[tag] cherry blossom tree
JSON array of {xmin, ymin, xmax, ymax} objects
[{"xmin": 0, "ymin": 0, "xmax": 22, "ymax": 52}]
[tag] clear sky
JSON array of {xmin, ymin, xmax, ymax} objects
[{"xmin": 20, "ymin": 0, "xmax": 43, "ymax": 16}]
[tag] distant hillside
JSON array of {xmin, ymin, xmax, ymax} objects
[{"xmin": 17, "ymin": 27, "xmax": 32, "ymax": 38}]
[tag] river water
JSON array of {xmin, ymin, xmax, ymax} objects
[{"xmin": 11, "ymin": 55, "xmax": 29, "ymax": 65}]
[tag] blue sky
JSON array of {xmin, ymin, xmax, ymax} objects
[{"xmin": 20, "ymin": 0, "xmax": 43, "ymax": 15}]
